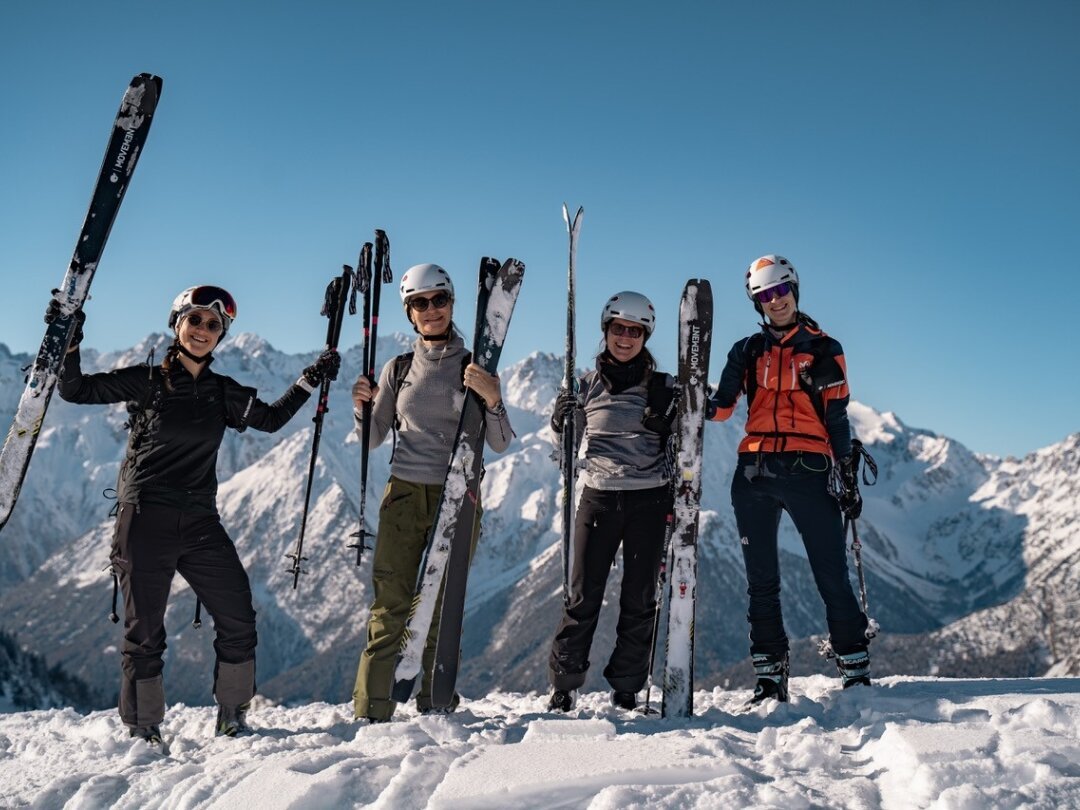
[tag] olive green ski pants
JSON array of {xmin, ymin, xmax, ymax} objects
[{"xmin": 353, "ymin": 476, "xmax": 481, "ymax": 721}]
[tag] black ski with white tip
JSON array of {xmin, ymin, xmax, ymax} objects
[
  {"xmin": 0, "ymin": 73, "xmax": 162, "ymax": 532},
  {"xmin": 661, "ymin": 279, "xmax": 712, "ymax": 719},
  {"xmin": 393, "ymin": 257, "xmax": 525, "ymax": 705}
]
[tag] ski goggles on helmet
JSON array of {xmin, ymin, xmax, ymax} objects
[
  {"xmin": 188, "ymin": 286, "xmax": 238, "ymax": 320},
  {"xmin": 753, "ymin": 282, "xmax": 793, "ymax": 305},
  {"xmin": 608, "ymin": 322, "xmax": 645, "ymax": 339},
  {"xmin": 406, "ymin": 291, "xmax": 452, "ymax": 312}
]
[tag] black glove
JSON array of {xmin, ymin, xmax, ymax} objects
[
  {"xmin": 303, "ymin": 349, "xmax": 341, "ymax": 387},
  {"xmin": 550, "ymin": 389, "xmax": 577, "ymax": 433},
  {"xmin": 642, "ymin": 393, "xmax": 678, "ymax": 437},
  {"xmin": 46, "ymin": 298, "xmax": 86, "ymax": 352},
  {"xmin": 836, "ymin": 453, "xmax": 863, "ymax": 519},
  {"xmin": 44, "ymin": 297, "xmax": 63, "ymax": 324}
]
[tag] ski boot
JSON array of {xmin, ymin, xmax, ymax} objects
[
  {"xmin": 129, "ymin": 724, "xmax": 163, "ymax": 745},
  {"xmin": 215, "ymin": 702, "xmax": 252, "ymax": 737},
  {"xmin": 610, "ymin": 690, "xmax": 637, "ymax": 711},
  {"xmin": 836, "ymin": 650, "xmax": 871, "ymax": 689},
  {"xmin": 749, "ymin": 652, "xmax": 790, "ymax": 704},
  {"xmin": 547, "ymin": 689, "xmax": 574, "ymax": 712}
]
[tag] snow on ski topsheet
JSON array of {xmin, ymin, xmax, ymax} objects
[
  {"xmin": 482, "ymin": 264, "xmax": 523, "ymax": 353},
  {"xmin": 1, "ymin": 678, "xmax": 1079, "ymax": 808}
]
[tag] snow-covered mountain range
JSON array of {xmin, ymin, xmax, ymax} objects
[{"xmin": 1, "ymin": 334, "xmax": 1076, "ymax": 709}]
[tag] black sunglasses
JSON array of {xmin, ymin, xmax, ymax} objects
[
  {"xmin": 407, "ymin": 292, "xmax": 452, "ymax": 312},
  {"xmin": 608, "ymin": 322, "xmax": 645, "ymax": 339},
  {"xmin": 185, "ymin": 312, "xmax": 224, "ymax": 333}
]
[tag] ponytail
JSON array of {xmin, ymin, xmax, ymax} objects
[{"xmin": 160, "ymin": 339, "xmax": 181, "ymax": 392}]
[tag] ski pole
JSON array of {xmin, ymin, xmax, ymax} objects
[
  {"xmin": 643, "ymin": 511, "xmax": 674, "ymax": 714},
  {"xmin": 348, "ymin": 242, "xmax": 374, "ymax": 564},
  {"xmin": 847, "ymin": 439, "xmax": 878, "ymax": 637},
  {"xmin": 819, "ymin": 441, "xmax": 879, "ymax": 657},
  {"xmin": 348, "ymin": 230, "xmax": 392, "ymax": 565},
  {"xmin": 847, "ymin": 518, "xmax": 871, "ymax": 616},
  {"xmin": 287, "ymin": 265, "xmax": 355, "ymax": 590}
]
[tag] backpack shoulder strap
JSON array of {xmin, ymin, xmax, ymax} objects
[
  {"xmin": 796, "ymin": 334, "xmax": 845, "ymax": 426},
  {"xmin": 742, "ymin": 332, "xmax": 766, "ymax": 408},
  {"xmin": 391, "ymin": 352, "xmax": 415, "ymax": 395}
]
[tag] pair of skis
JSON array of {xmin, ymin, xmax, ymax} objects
[
  {"xmin": 0, "ymin": 73, "xmax": 163, "ymax": 533},
  {"xmin": 288, "ymin": 230, "xmax": 394, "ymax": 589},
  {"xmin": 391, "ymin": 256, "xmax": 526, "ymax": 708}
]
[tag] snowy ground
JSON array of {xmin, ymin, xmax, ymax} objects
[{"xmin": 2, "ymin": 677, "xmax": 1078, "ymax": 809}]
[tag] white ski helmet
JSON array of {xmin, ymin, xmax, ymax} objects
[
  {"xmin": 601, "ymin": 291, "xmax": 656, "ymax": 337},
  {"xmin": 399, "ymin": 263, "xmax": 454, "ymax": 302},
  {"xmin": 168, "ymin": 285, "xmax": 237, "ymax": 333},
  {"xmin": 745, "ymin": 255, "xmax": 799, "ymax": 306}
]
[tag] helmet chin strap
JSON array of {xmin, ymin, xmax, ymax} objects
[
  {"xmin": 409, "ymin": 309, "xmax": 455, "ymax": 342},
  {"xmin": 176, "ymin": 342, "xmax": 212, "ymax": 364},
  {"xmin": 420, "ymin": 326, "xmax": 454, "ymax": 342}
]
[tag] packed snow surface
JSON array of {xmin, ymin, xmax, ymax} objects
[{"xmin": 2, "ymin": 677, "xmax": 1078, "ymax": 809}]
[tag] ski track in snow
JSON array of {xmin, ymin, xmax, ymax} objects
[{"xmin": 2, "ymin": 677, "xmax": 1079, "ymax": 809}]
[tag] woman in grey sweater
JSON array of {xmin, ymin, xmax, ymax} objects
[
  {"xmin": 349, "ymin": 263, "xmax": 512, "ymax": 722},
  {"xmin": 547, "ymin": 291, "xmax": 677, "ymax": 712}
]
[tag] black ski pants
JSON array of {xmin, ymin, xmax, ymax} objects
[
  {"xmin": 549, "ymin": 485, "xmax": 671, "ymax": 693},
  {"xmin": 111, "ymin": 502, "xmax": 257, "ymax": 728},
  {"xmin": 731, "ymin": 452, "xmax": 868, "ymax": 658}
]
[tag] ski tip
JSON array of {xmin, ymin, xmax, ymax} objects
[
  {"xmin": 133, "ymin": 73, "xmax": 163, "ymax": 98},
  {"xmin": 562, "ymin": 204, "xmax": 584, "ymax": 229},
  {"xmin": 500, "ymin": 257, "xmax": 526, "ymax": 276}
]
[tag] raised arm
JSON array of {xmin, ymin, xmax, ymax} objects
[{"xmin": 57, "ymin": 348, "xmax": 150, "ymax": 405}]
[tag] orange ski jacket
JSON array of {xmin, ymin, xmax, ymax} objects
[{"xmin": 709, "ymin": 321, "xmax": 853, "ymax": 460}]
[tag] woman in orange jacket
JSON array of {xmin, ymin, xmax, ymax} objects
[{"xmin": 708, "ymin": 255, "xmax": 870, "ymax": 703}]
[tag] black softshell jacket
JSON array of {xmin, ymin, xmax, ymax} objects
[{"xmin": 59, "ymin": 349, "xmax": 310, "ymax": 509}]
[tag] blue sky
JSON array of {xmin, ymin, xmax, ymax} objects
[{"xmin": 2, "ymin": 1, "xmax": 1077, "ymax": 458}]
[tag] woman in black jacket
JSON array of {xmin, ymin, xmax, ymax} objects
[{"xmin": 58, "ymin": 286, "xmax": 339, "ymax": 744}]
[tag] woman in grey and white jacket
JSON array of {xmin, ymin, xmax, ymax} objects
[
  {"xmin": 349, "ymin": 263, "xmax": 513, "ymax": 722},
  {"xmin": 547, "ymin": 291, "xmax": 677, "ymax": 713}
]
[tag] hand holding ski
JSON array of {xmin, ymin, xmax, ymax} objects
[
  {"xmin": 392, "ymin": 257, "xmax": 525, "ymax": 704},
  {"xmin": 0, "ymin": 73, "xmax": 162, "ymax": 532}
]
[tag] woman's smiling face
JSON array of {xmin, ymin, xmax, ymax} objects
[
  {"xmin": 605, "ymin": 318, "xmax": 645, "ymax": 362},
  {"xmin": 177, "ymin": 309, "xmax": 224, "ymax": 357}
]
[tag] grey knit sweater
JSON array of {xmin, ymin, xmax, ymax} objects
[{"xmin": 354, "ymin": 335, "xmax": 514, "ymax": 485}]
